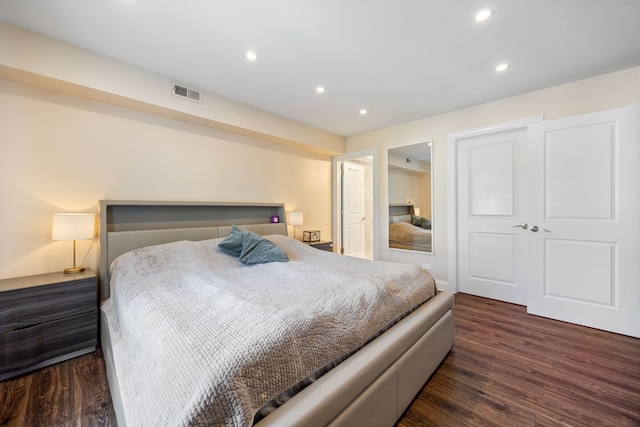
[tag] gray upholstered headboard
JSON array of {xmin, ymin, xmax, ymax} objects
[
  {"xmin": 389, "ymin": 204, "xmax": 416, "ymax": 224},
  {"xmin": 98, "ymin": 200, "xmax": 288, "ymax": 300},
  {"xmin": 389, "ymin": 204, "xmax": 416, "ymax": 217}
]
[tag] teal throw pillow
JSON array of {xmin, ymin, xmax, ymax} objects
[
  {"xmin": 238, "ymin": 232, "xmax": 289, "ymax": 265},
  {"xmin": 410, "ymin": 214, "xmax": 432, "ymax": 230},
  {"xmin": 218, "ymin": 225, "xmax": 248, "ymax": 257}
]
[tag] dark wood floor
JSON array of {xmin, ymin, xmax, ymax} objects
[
  {"xmin": 1, "ymin": 293, "xmax": 638, "ymax": 427},
  {"xmin": 0, "ymin": 348, "xmax": 114, "ymax": 427},
  {"xmin": 398, "ymin": 294, "xmax": 640, "ymax": 427}
]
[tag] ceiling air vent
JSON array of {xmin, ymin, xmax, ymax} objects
[{"xmin": 171, "ymin": 83, "xmax": 202, "ymax": 103}]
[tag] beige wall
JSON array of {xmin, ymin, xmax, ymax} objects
[
  {"xmin": 0, "ymin": 22, "xmax": 345, "ymax": 156},
  {"xmin": 388, "ymin": 169, "xmax": 430, "ymax": 213},
  {"xmin": 3, "ymin": 21, "xmax": 638, "ymax": 286},
  {"xmin": 0, "ymin": 79, "xmax": 334, "ymax": 279},
  {"xmin": 0, "ymin": 23, "xmax": 345, "ymax": 281},
  {"xmin": 347, "ymin": 66, "xmax": 640, "ymax": 286}
]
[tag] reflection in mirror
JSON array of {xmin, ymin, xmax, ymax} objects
[{"xmin": 388, "ymin": 141, "xmax": 433, "ymax": 253}]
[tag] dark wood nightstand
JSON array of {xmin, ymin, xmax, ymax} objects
[
  {"xmin": 0, "ymin": 269, "xmax": 97, "ymax": 381},
  {"xmin": 306, "ymin": 240, "xmax": 333, "ymax": 252}
]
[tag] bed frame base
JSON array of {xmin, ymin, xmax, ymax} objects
[
  {"xmin": 101, "ymin": 311, "xmax": 127, "ymax": 426},
  {"xmin": 256, "ymin": 290, "xmax": 454, "ymax": 427},
  {"xmin": 330, "ymin": 312, "xmax": 453, "ymax": 426}
]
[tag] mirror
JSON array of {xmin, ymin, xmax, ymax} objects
[{"xmin": 388, "ymin": 141, "xmax": 433, "ymax": 253}]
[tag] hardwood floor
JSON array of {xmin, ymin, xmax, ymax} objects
[
  {"xmin": 1, "ymin": 293, "xmax": 638, "ymax": 426},
  {"xmin": 398, "ymin": 293, "xmax": 640, "ymax": 427},
  {"xmin": 0, "ymin": 349, "xmax": 115, "ymax": 427}
]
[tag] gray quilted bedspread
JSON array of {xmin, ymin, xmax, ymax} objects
[{"xmin": 101, "ymin": 234, "xmax": 436, "ymax": 426}]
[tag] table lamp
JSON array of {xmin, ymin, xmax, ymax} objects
[
  {"xmin": 52, "ymin": 213, "xmax": 95, "ymax": 274},
  {"xmin": 288, "ymin": 211, "xmax": 303, "ymax": 240}
]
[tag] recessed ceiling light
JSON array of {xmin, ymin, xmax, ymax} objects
[
  {"xmin": 359, "ymin": 109, "xmax": 368, "ymax": 115},
  {"xmin": 495, "ymin": 63, "xmax": 509, "ymax": 72},
  {"xmin": 246, "ymin": 51, "xmax": 257, "ymax": 61},
  {"xmin": 316, "ymin": 86, "xmax": 325, "ymax": 94},
  {"xmin": 475, "ymin": 9, "xmax": 493, "ymax": 22}
]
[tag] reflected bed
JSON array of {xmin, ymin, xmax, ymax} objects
[{"xmin": 389, "ymin": 214, "xmax": 432, "ymax": 252}]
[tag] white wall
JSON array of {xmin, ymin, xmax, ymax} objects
[
  {"xmin": 347, "ymin": 66, "xmax": 640, "ymax": 287},
  {"xmin": 0, "ymin": 79, "xmax": 334, "ymax": 279}
]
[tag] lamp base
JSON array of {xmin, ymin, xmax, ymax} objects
[{"xmin": 64, "ymin": 266, "xmax": 85, "ymax": 274}]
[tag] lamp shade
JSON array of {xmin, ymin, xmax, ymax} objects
[
  {"xmin": 414, "ymin": 207, "xmax": 421, "ymax": 216},
  {"xmin": 288, "ymin": 211, "xmax": 303, "ymax": 226},
  {"xmin": 52, "ymin": 213, "xmax": 95, "ymax": 241}
]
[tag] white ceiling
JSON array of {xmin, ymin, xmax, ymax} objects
[
  {"xmin": 1, "ymin": 0, "xmax": 639, "ymax": 137},
  {"xmin": 390, "ymin": 142, "xmax": 431, "ymax": 164}
]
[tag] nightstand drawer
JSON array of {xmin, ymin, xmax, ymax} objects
[
  {"xmin": 0, "ymin": 310, "xmax": 97, "ymax": 374},
  {"xmin": 0, "ymin": 278, "xmax": 96, "ymax": 333},
  {"xmin": 0, "ymin": 309, "xmax": 16, "ymax": 335}
]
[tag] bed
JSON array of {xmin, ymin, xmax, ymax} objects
[
  {"xmin": 98, "ymin": 200, "xmax": 453, "ymax": 427},
  {"xmin": 389, "ymin": 211, "xmax": 432, "ymax": 253}
]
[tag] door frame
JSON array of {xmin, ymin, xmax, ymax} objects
[
  {"xmin": 333, "ymin": 149, "xmax": 378, "ymax": 259},
  {"xmin": 446, "ymin": 116, "xmax": 543, "ymax": 293}
]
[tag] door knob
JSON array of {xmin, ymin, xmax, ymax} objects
[
  {"xmin": 512, "ymin": 223, "xmax": 528, "ymax": 229},
  {"xmin": 530, "ymin": 225, "xmax": 551, "ymax": 233}
]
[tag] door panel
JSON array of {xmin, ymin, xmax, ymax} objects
[
  {"xmin": 470, "ymin": 143, "xmax": 514, "ymax": 216},
  {"xmin": 469, "ymin": 232, "xmax": 516, "ymax": 284},
  {"xmin": 457, "ymin": 128, "xmax": 528, "ymax": 304},
  {"xmin": 544, "ymin": 239, "xmax": 615, "ymax": 306},
  {"xmin": 545, "ymin": 122, "xmax": 615, "ymax": 220},
  {"xmin": 342, "ymin": 161, "xmax": 366, "ymax": 258},
  {"xmin": 527, "ymin": 105, "xmax": 640, "ymax": 337}
]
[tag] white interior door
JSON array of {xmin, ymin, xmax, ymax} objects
[
  {"xmin": 342, "ymin": 161, "xmax": 366, "ymax": 258},
  {"xmin": 457, "ymin": 128, "xmax": 528, "ymax": 304},
  {"xmin": 526, "ymin": 105, "xmax": 640, "ymax": 338}
]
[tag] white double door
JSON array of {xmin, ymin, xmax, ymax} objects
[{"xmin": 456, "ymin": 105, "xmax": 640, "ymax": 337}]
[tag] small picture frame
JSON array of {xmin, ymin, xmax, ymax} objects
[{"xmin": 303, "ymin": 230, "xmax": 321, "ymax": 242}]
